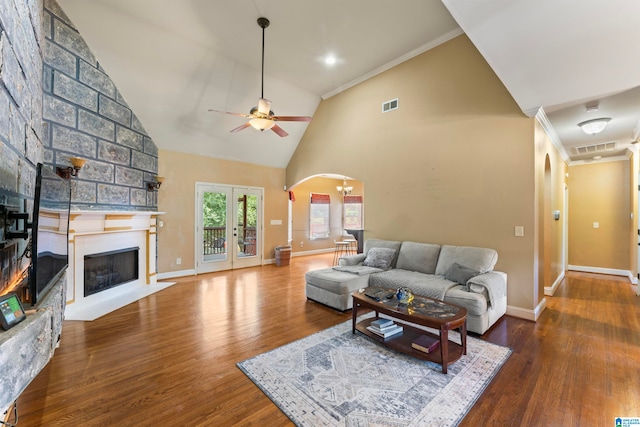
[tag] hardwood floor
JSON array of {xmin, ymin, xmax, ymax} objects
[{"xmin": 14, "ymin": 255, "xmax": 640, "ymax": 426}]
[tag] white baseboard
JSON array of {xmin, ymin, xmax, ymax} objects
[
  {"xmin": 506, "ymin": 297, "xmax": 546, "ymax": 322},
  {"xmin": 157, "ymin": 269, "xmax": 196, "ymax": 280},
  {"xmin": 506, "ymin": 305, "xmax": 535, "ymax": 321},
  {"xmin": 568, "ymin": 265, "xmax": 634, "ymax": 283},
  {"xmin": 262, "ymin": 248, "xmax": 336, "ymax": 264},
  {"xmin": 292, "ymin": 248, "xmax": 335, "ymax": 257},
  {"xmin": 544, "ymin": 271, "xmax": 565, "ymax": 296},
  {"xmin": 534, "ymin": 298, "xmax": 547, "ymax": 321}
]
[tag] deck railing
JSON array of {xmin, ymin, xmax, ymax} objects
[{"xmin": 203, "ymin": 226, "xmax": 256, "ymax": 255}]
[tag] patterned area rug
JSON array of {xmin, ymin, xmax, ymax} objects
[{"xmin": 237, "ymin": 316, "xmax": 511, "ymax": 426}]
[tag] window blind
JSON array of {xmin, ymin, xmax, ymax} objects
[{"xmin": 310, "ymin": 193, "xmax": 330, "ymax": 204}]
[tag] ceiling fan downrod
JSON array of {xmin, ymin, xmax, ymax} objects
[{"xmin": 257, "ymin": 17, "xmax": 270, "ymax": 100}]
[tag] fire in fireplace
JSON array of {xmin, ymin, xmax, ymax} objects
[{"xmin": 84, "ymin": 247, "xmax": 139, "ymax": 297}]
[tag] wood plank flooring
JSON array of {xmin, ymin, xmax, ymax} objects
[{"xmin": 14, "ymin": 254, "xmax": 640, "ymax": 426}]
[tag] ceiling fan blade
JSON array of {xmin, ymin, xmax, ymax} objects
[
  {"xmin": 230, "ymin": 122, "xmax": 251, "ymax": 133},
  {"xmin": 208, "ymin": 109, "xmax": 252, "ymax": 118},
  {"xmin": 257, "ymin": 98, "xmax": 272, "ymax": 115},
  {"xmin": 273, "ymin": 116, "xmax": 313, "ymax": 122},
  {"xmin": 271, "ymin": 124, "xmax": 289, "ymax": 137}
]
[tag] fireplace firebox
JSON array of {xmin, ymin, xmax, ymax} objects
[{"xmin": 84, "ymin": 247, "xmax": 139, "ymax": 297}]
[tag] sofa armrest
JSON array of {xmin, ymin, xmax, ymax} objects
[
  {"xmin": 338, "ymin": 254, "xmax": 366, "ymax": 266},
  {"xmin": 466, "ymin": 271, "xmax": 507, "ymax": 307}
]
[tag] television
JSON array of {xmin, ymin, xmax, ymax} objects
[{"xmin": 27, "ymin": 163, "xmax": 71, "ymax": 306}]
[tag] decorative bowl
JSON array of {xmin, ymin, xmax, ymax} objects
[{"xmin": 396, "ymin": 287, "xmax": 414, "ymax": 304}]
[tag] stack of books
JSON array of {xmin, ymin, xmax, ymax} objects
[
  {"xmin": 411, "ymin": 334, "xmax": 440, "ymax": 354},
  {"xmin": 366, "ymin": 318, "xmax": 403, "ymax": 338}
]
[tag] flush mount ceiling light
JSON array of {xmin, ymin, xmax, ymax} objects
[{"xmin": 578, "ymin": 118, "xmax": 611, "ymax": 135}]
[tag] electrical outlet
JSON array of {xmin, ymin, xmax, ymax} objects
[
  {"xmin": 300, "ymin": 241, "xmax": 304, "ymax": 247},
  {"xmin": 176, "ymin": 258, "xmax": 182, "ymax": 265},
  {"xmin": 514, "ymin": 226, "xmax": 524, "ymax": 237}
]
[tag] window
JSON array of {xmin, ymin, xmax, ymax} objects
[
  {"xmin": 310, "ymin": 193, "xmax": 330, "ymax": 239},
  {"xmin": 343, "ymin": 195, "xmax": 363, "ymax": 229}
]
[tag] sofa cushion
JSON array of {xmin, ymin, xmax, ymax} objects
[
  {"xmin": 434, "ymin": 245, "xmax": 498, "ymax": 276},
  {"xmin": 444, "ymin": 285, "xmax": 488, "ymax": 316},
  {"xmin": 444, "ymin": 262, "xmax": 480, "ymax": 285},
  {"xmin": 362, "ymin": 247, "xmax": 396, "ymax": 270},
  {"xmin": 363, "ymin": 239, "xmax": 402, "ymax": 268},
  {"xmin": 395, "ymin": 241, "xmax": 441, "ymax": 274},
  {"xmin": 305, "ymin": 268, "xmax": 371, "ymax": 294}
]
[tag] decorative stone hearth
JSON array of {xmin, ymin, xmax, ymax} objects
[{"xmin": 64, "ymin": 211, "xmax": 174, "ymax": 321}]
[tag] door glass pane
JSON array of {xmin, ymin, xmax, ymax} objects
[
  {"xmin": 203, "ymin": 191, "xmax": 227, "ymax": 261},
  {"xmin": 237, "ymin": 194, "xmax": 258, "ymax": 258}
]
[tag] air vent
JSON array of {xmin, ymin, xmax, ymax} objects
[
  {"xmin": 574, "ymin": 142, "xmax": 616, "ymax": 155},
  {"xmin": 382, "ymin": 98, "xmax": 398, "ymax": 113}
]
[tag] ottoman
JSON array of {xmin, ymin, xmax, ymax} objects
[{"xmin": 305, "ymin": 267, "xmax": 376, "ymax": 311}]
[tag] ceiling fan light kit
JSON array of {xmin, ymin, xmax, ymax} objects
[
  {"xmin": 578, "ymin": 118, "xmax": 611, "ymax": 135},
  {"xmin": 208, "ymin": 17, "xmax": 312, "ymax": 137},
  {"xmin": 250, "ymin": 117, "xmax": 276, "ymax": 131}
]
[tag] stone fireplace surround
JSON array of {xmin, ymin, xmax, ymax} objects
[{"xmin": 64, "ymin": 211, "xmax": 175, "ymax": 321}]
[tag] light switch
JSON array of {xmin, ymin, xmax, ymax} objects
[
  {"xmin": 515, "ymin": 226, "xmax": 524, "ymax": 237},
  {"xmin": 593, "ymin": 222, "xmax": 599, "ymax": 229}
]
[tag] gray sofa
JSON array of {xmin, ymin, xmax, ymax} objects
[{"xmin": 305, "ymin": 239, "xmax": 507, "ymax": 334}]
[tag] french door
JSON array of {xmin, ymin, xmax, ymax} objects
[{"xmin": 196, "ymin": 183, "xmax": 263, "ymax": 273}]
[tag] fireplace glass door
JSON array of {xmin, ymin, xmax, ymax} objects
[{"xmin": 196, "ymin": 183, "xmax": 262, "ymax": 273}]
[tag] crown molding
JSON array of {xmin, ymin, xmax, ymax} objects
[
  {"xmin": 535, "ymin": 108, "xmax": 571, "ymax": 163},
  {"xmin": 568, "ymin": 153, "xmax": 631, "ymax": 167}
]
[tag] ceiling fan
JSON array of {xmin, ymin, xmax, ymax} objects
[{"xmin": 208, "ymin": 17, "xmax": 312, "ymax": 137}]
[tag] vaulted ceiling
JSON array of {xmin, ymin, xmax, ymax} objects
[{"xmin": 58, "ymin": 0, "xmax": 640, "ymax": 167}]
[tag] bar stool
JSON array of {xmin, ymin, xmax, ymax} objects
[
  {"xmin": 333, "ymin": 240, "xmax": 351, "ymax": 265},
  {"xmin": 343, "ymin": 237, "xmax": 357, "ymax": 255}
]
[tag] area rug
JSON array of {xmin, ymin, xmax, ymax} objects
[{"xmin": 237, "ymin": 316, "xmax": 511, "ymax": 426}]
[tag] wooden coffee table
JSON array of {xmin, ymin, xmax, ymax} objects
[{"xmin": 352, "ymin": 287, "xmax": 467, "ymax": 374}]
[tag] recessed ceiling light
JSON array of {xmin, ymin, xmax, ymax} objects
[{"xmin": 324, "ymin": 55, "xmax": 337, "ymax": 66}]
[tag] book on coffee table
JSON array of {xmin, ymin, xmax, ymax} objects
[
  {"xmin": 370, "ymin": 318, "xmax": 394, "ymax": 329},
  {"xmin": 412, "ymin": 335, "xmax": 440, "ymax": 353},
  {"xmin": 366, "ymin": 324, "xmax": 403, "ymax": 338}
]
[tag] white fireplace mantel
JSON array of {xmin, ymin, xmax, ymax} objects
[{"xmin": 64, "ymin": 210, "xmax": 175, "ymax": 321}]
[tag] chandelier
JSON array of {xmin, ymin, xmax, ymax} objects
[{"xmin": 337, "ymin": 178, "xmax": 353, "ymax": 196}]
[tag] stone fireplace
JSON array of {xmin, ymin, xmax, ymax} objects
[{"xmin": 64, "ymin": 211, "xmax": 174, "ymax": 320}]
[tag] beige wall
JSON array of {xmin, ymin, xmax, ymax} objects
[
  {"xmin": 157, "ymin": 150, "xmax": 288, "ymax": 273},
  {"xmin": 290, "ymin": 177, "xmax": 364, "ymax": 252},
  {"xmin": 568, "ymin": 160, "xmax": 631, "ymax": 270},
  {"xmin": 287, "ymin": 35, "xmax": 540, "ymax": 312},
  {"xmin": 534, "ymin": 119, "xmax": 568, "ymax": 301}
]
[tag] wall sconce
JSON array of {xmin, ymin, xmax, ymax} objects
[
  {"xmin": 56, "ymin": 157, "xmax": 86, "ymax": 179},
  {"xmin": 146, "ymin": 176, "xmax": 164, "ymax": 191}
]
